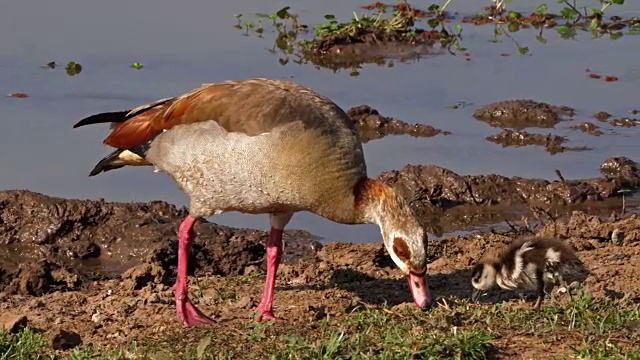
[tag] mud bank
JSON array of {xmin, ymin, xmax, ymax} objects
[
  {"xmin": 473, "ymin": 99, "xmax": 575, "ymax": 130},
  {"xmin": 0, "ymin": 190, "xmax": 321, "ymax": 294},
  {"xmin": 347, "ymin": 104, "xmax": 450, "ymax": 142},
  {"xmin": 485, "ymin": 129, "xmax": 591, "ymax": 154},
  {"xmin": 377, "ymin": 156, "xmax": 638, "ymax": 235}
]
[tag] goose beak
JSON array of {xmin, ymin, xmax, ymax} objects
[{"xmin": 408, "ymin": 272, "xmax": 432, "ymax": 309}]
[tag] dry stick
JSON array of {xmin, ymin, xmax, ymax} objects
[
  {"xmin": 504, "ymin": 219, "xmax": 520, "ymax": 233},
  {"xmin": 555, "ymin": 169, "xmax": 566, "ymax": 182},
  {"xmin": 619, "ymin": 190, "xmax": 630, "ymax": 216},
  {"xmin": 521, "ymin": 216, "xmax": 536, "ymax": 232}
]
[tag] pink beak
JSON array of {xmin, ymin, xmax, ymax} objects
[{"xmin": 408, "ymin": 272, "xmax": 432, "ymax": 309}]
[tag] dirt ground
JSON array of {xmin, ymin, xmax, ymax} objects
[
  {"xmin": 0, "ymin": 155, "xmax": 638, "ymax": 358},
  {"xmin": 0, "ymin": 202, "xmax": 638, "ymax": 358}
]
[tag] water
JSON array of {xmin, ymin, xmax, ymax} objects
[{"xmin": 1, "ymin": 0, "xmax": 639, "ymax": 243}]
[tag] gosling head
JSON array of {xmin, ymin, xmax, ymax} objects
[{"xmin": 470, "ymin": 261, "xmax": 498, "ymax": 302}]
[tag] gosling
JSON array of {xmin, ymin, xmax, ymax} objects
[{"xmin": 470, "ymin": 236, "xmax": 589, "ymax": 309}]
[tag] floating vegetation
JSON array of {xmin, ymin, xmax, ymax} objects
[
  {"xmin": 232, "ymin": 1, "xmax": 636, "ymax": 76},
  {"xmin": 130, "ymin": 62, "xmax": 145, "ymax": 70}
]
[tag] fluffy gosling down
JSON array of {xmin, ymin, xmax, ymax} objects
[{"xmin": 470, "ymin": 236, "xmax": 589, "ymax": 309}]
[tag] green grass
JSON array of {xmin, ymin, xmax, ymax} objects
[
  {"xmin": 2, "ymin": 290, "xmax": 638, "ymax": 360},
  {"xmin": 480, "ymin": 288, "xmax": 640, "ymax": 335},
  {"xmin": 0, "ymin": 328, "xmax": 52, "ymax": 360},
  {"xmin": 561, "ymin": 338, "xmax": 640, "ymax": 360}
]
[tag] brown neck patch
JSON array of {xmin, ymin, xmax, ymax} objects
[
  {"xmin": 392, "ymin": 237, "xmax": 411, "ymax": 263},
  {"xmin": 353, "ymin": 178, "xmax": 390, "ymax": 213}
]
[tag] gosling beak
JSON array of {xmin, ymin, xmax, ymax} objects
[
  {"xmin": 408, "ymin": 272, "xmax": 432, "ymax": 309},
  {"xmin": 471, "ymin": 288, "xmax": 482, "ymax": 302}
]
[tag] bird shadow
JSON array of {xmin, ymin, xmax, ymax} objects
[{"xmin": 277, "ymin": 266, "xmax": 544, "ymax": 308}]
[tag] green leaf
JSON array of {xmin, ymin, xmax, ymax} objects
[
  {"xmin": 535, "ymin": 4, "xmax": 548, "ymax": 14},
  {"xmin": 536, "ymin": 34, "xmax": 547, "ymax": 44},
  {"xmin": 611, "ymin": 0, "xmax": 624, "ymax": 4},
  {"xmin": 508, "ymin": 21, "xmax": 520, "ymax": 33},
  {"xmin": 324, "ymin": 14, "xmax": 336, "ymax": 21},
  {"xmin": 428, "ymin": 4, "xmax": 440, "ymax": 11},
  {"xmin": 609, "ymin": 32, "xmax": 623, "ymax": 40},
  {"xmin": 196, "ymin": 336, "xmax": 212, "ymax": 359},
  {"xmin": 276, "ymin": 6, "xmax": 291, "ymax": 19},
  {"xmin": 427, "ymin": 18, "xmax": 440, "ymax": 28},
  {"xmin": 130, "ymin": 62, "xmax": 144, "ymax": 70},
  {"xmin": 560, "ymin": 7, "xmax": 576, "ymax": 20},
  {"xmin": 454, "ymin": 24, "xmax": 463, "ymax": 33},
  {"xmin": 65, "ymin": 61, "xmax": 82, "ymax": 76},
  {"xmin": 556, "ymin": 25, "xmax": 570, "ymax": 33},
  {"xmin": 507, "ymin": 11, "xmax": 521, "ymax": 19}
]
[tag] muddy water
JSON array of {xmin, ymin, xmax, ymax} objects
[{"xmin": 1, "ymin": 0, "xmax": 639, "ymax": 243}]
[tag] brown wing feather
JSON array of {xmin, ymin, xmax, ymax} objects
[{"xmin": 102, "ymin": 78, "xmax": 349, "ymax": 149}]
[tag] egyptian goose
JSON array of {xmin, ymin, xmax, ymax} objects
[
  {"xmin": 73, "ymin": 78, "xmax": 432, "ymax": 327},
  {"xmin": 470, "ymin": 236, "xmax": 589, "ymax": 309}
]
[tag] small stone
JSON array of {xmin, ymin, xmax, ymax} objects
[
  {"xmin": 0, "ymin": 314, "xmax": 28, "ymax": 333},
  {"xmin": 91, "ymin": 312, "xmax": 102, "ymax": 323},
  {"xmin": 308, "ymin": 305, "xmax": 327, "ymax": 320},
  {"xmin": 611, "ymin": 229, "xmax": 625, "ymax": 245},
  {"xmin": 121, "ymin": 263, "xmax": 165, "ymax": 290},
  {"xmin": 28, "ymin": 299, "xmax": 44, "ymax": 309},
  {"xmin": 243, "ymin": 265, "xmax": 260, "ymax": 276},
  {"xmin": 235, "ymin": 296, "xmax": 253, "ymax": 309},
  {"xmin": 50, "ymin": 329, "xmax": 82, "ymax": 350}
]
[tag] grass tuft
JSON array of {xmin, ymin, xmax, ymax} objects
[{"xmin": 1, "ymin": 288, "xmax": 637, "ymax": 359}]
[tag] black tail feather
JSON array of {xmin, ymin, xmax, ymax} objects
[
  {"xmin": 74, "ymin": 111, "xmax": 131, "ymax": 128},
  {"xmin": 89, "ymin": 149, "xmax": 125, "ymax": 177}
]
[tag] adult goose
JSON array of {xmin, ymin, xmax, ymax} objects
[{"xmin": 73, "ymin": 78, "xmax": 431, "ymax": 327}]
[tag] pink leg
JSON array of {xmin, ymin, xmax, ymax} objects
[
  {"xmin": 173, "ymin": 215, "xmax": 217, "ymax": 327},
  {"xmin": 254, "ymin": 213, "xmax": 292, "ymax": 322}
]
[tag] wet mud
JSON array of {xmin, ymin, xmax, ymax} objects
[
  {"xmin": 347, "ymin": 104, "xmax": 451, "ymax": 143},
  {"xmin": 303, "ymin": 42, "xmax": 443, "ymax": 73},
  {"xmin": 376, "ymin": 157, "xmax": 639, "ymax": 235},
  {"xmin": 594, "ymin": 111, "xmax": 612, "ymax": 122},
  {"xmin": 570, "ymin": 121, "xmax": 604, "ymax": 136},
  {"xmin": 485, "ymin": 129, "xmax": 591, "ymax": 154},
  {"xmin": 609, "ymin": 117, "xmax": 639, "ymax": 128},
  {"xmin": 473, "ymin": 99, "xmax": 575, "ymax": 130},
  {"xmin": 0, "ymin": 190, "xmax": 321, "ymax": 292}
]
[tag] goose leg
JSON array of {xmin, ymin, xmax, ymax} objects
[
  {"xmin": 255, "ymin": 213, "xmax": 293, "ymax": 322},
  {"xmin": 174, "ymin": 215, "xmax": 216, "ymax": 327},
  {"xmin": 533, "ymin": 270, "xmax": 545, "ymax": 310}
]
